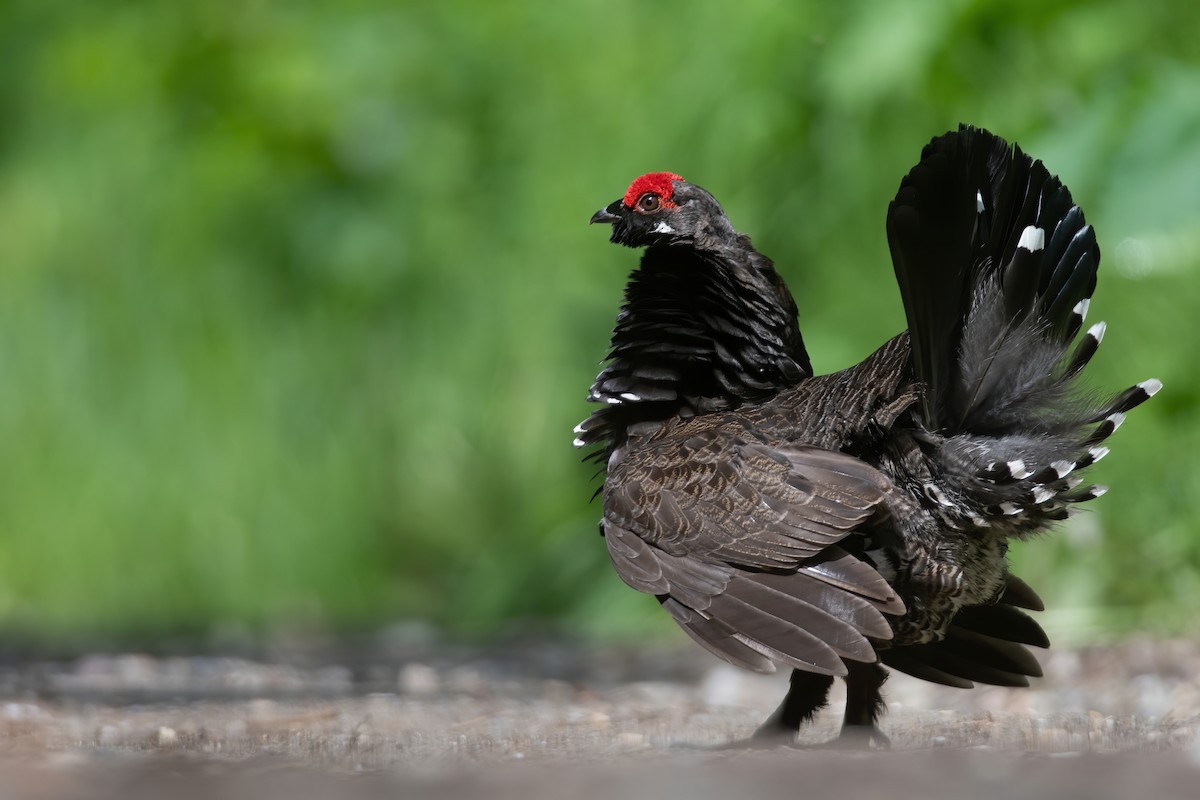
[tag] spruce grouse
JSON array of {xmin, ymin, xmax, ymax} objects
[{"xmin": 576, "ymin": 125, "xmax": 1160, "ymax": 745}]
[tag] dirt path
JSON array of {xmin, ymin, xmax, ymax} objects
[{"xmin": 1, "ymin": 637, "xmax": 1198, "ymax": 798}]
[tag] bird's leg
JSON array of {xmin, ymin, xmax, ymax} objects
[
  {"xmin": 837, "ymin": 660, "xmax": 891, "ymax": 748},
  {"xmin": 751, "ymin": 668, "xmax": 834, "ymax": 742}
]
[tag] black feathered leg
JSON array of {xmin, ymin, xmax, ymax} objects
[
  {"xmin": 838, "ymin": 660, "xmax": 891, "ymax": 747},
  {"xmin": 752, "ymin": 668, "xmax": 834, "ymax": 741}
]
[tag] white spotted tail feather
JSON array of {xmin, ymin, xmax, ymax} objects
[{"xmin": 887, "ymin": 125, "xmax": 1161, "ymax": 533}]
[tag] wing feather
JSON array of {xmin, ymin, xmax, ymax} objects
[{"xmin": 603, "ymin": 431, "xmax": 906, "ymax": 673}]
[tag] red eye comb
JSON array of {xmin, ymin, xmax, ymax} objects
[{"xmin": 623, "ymin": 172, "xmax": 683, "ymax": 208}]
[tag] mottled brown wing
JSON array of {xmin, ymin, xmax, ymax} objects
[{"xmin": 604, "ymin": 433, "xmax": 905, "ymax": 676}]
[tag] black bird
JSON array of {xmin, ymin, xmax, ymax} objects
[{"xmin": 577, "ymin": 126, "xmax": 1159, "ymax": 746}]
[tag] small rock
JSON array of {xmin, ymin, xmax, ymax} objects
[
  {"xmin": 4, "ymin": 702, "xmax": 38, "ymax": 721},
  {"xmin": 701, "ymin": 665, "xmax": 754, "ymax": 707},
  {"xmin": 399, "ymin": 663, "xmax": 439, "ymax": 695}
]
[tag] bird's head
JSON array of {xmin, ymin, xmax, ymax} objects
[{"xmin": 590, "ymin": 172, "xmax": 733, "ymax": 248}]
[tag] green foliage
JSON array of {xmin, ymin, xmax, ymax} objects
[{"xmin": 0, "ymin": 0, "xmax": 1196, "ymax": 642}]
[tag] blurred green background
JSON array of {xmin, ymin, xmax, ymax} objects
[{"xmin": 0, "ymin": 0, "xmax": 1196, "ymax": 647}]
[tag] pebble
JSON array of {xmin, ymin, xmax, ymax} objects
[{"xmin": 399, "ymin": 663, "xmax": 439, "ymax": 695}]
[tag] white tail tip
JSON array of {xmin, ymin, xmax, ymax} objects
[
  {"xmin": 1018, "ymin": 225, "xmax": 1045, "ymax": 252},
  {"xmin": 1051, "ymin": 460, "xmax": 1076, "ymax": 479}
]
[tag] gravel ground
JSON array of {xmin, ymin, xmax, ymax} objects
[{"xmin": 1, "ymin": 636, "xmax": 1198, "ymax": 798}]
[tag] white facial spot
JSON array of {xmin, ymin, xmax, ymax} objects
[{"xmin": 651, "ymin": 221, "xmax": 675, "ymax": 234}]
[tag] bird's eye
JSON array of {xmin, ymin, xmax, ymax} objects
[{"xmin": 636, "ymin": 193, "xmax": 661, "ymax": 213}]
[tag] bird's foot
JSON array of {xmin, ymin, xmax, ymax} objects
[
  {"xmin": 817, "ymin": 724, "xmax": 891, "ymax": 750},
  {"xmin": 704, "ymin": 716, "xmax": 809, "ymax": 750},
  {"xmin": 712, "ymin": 725, "xmax": 799, "ymax": 750}
]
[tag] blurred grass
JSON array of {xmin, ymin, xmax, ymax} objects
[{"xmin": 0, "ymin": 0, "xmax": 1196, "ymax": 644}]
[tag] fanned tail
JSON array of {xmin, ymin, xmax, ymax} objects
[{"xmin": 887, "ymin": 125, "xmax": 1160, "ymax": 530}]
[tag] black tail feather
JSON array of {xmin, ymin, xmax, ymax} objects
[
  {"xmin": 887, "ymin": 125, "xmax": 1104, "ymax": 434},
  {"xmin": 1085, "ymin": 412, "xmax": 1125, "ymax": 446},
  {"xmin": 888, "ymin": 642, "xmax": 1032, "ymax": 687},
  {"xmin": 878, "ymin": 649, "xmax": 975, "ymax": 689},
  {"xmin": 1000, "ymin": 574, "xmax": 1045, "ymax": 611},
  {"xmin": 1092, "ymin": 379, "xmax": 1163, "ymax": 420},
  {"xmin": 1063, "ymin": 322, "xmax": 1104, "ymax": 378},
  {"xmin": 882, "ymin": 574, "xmax": 1048, "ymax": 689},
  {"xmin": 889, "ymin": 126, "xmax": 1159, "ymax": 529},
  {"xmin": 951, "ymin": 602, "xmax": 1050, "ymax": 647}
]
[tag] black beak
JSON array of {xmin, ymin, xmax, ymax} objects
[{"xmin": 590, "ymin": 203, "xmax": 621, "ymax": 225}]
